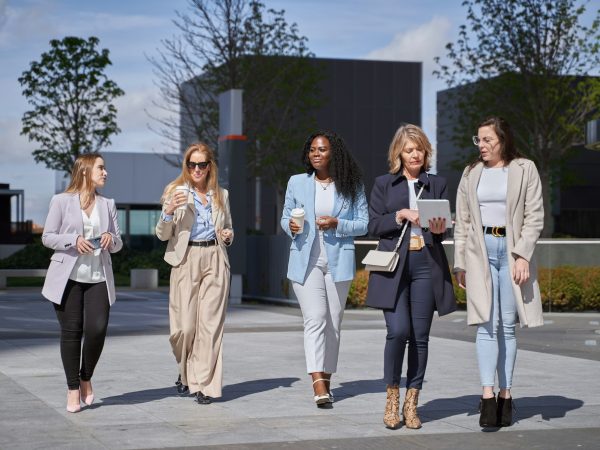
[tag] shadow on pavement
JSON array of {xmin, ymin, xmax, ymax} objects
[
  {"xmin": 221, "ymin": 377, "xmax": 300, "ymax": 401},
  {"xmin": 420, "ymin": 394, "xmax": 584, "ymax": 426},
  {"xmin": 330, "ymin": 378, "xmax": 390, "ymax": 402},
  {"xmin": 99, "ymin": 386, "xmax": 176, "ymax": 406},
  {"xmin": 97, "ymin": 377, "xmax": 302, "ymax": 406}
]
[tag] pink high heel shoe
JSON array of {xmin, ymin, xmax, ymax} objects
[
  {"xmin": 80, "ymin": 380, "xmax": 94, "ymax": 406},
  {"xmin": 66, "ymin": 389, "xmax": 81, "ymax": 413}
]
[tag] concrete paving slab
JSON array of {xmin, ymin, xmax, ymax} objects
[{"xmin": 0, "ymin": 293, "xmax": 598, "ymax": 449}]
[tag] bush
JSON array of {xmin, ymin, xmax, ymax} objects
[
  {"xmin": 0, "ymin": 237, "xmax": 52, "ymax": 269},
  {"xmin": 539, "ymin": 266, "xmax": 600, "ymax": 311},
  {"xmin": 1, "ymin": 238, "xmax": 171, "ymax": 286},
  {"xmin": 347, "ymin": 270, "xmax": 369, "ymax": 308},
  {"xmin": 348, "ymin": 267, "xmax": 600, "ymax": 311}
]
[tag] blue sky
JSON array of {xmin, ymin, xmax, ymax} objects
[{"xmin": 0, "ymin": 0, "xmax": 594, "ymax": 224}]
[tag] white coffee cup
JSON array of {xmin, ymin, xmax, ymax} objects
[
  {"xmin": 291, "ymin": 208, "xmax": 305, "ymax": 233},
  {"xmin": 175, "ymin": 185, "xmax": 189, "ymax": 211}
]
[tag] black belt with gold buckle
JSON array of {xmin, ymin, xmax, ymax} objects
[
  {"xmin": 188, "ymin": 239, "xmax": 217, "ymax": 247},
  {"xmin": 483, "ymin": 226, "xmax": 506, "ymax": 237}
]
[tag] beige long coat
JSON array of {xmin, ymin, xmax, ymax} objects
[{"xmin": 453, "ymin": 158, "xmax": 544, "ymax": 327}]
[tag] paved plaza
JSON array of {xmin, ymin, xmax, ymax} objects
[{"xmin": 0, "ymin": 288, "xmax": 599, "ymax": 449}]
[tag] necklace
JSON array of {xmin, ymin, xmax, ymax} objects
[{"xmin": 316, "ymin": 177, "xmax": 333, "ymax": 190}]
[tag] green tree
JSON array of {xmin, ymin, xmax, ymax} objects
[
  {"xmin": 148, "ymin": 0, "xmax": 322, "ymax": 222},
  {"xmin": 19, "ymin": 36, "xmax": 125, "ymax": 173},
  {"xmin": 434, "ymin": 0, "xmax": 600, "ymax": 236}
]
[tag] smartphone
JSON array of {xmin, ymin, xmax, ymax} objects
[{"xmin": 89, "ymin": 236, "xmax": 102, "ymax": 249}]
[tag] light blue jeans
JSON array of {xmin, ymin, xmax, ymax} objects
[{"xmin": 476, "ymin": 234, "xmax": 517, "ymax": 389}]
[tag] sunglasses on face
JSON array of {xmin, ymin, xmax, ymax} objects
[{"xmin": 186, "ymin": 161, "xmax": 210, "ymax": 170}]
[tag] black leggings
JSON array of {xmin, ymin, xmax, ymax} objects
[{"xmin": 54, "ymin": 280, "xmax": 110, "ymax": 389}]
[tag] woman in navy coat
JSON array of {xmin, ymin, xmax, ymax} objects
[{"xmin": 366, "ymin": 124, "xmax": 456, "ymax": 429}]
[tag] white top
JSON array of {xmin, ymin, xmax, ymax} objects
[
  {"xmin": 69, "ymin": 204, "xmax": 106, "ymax": 283},
  {"xmin": 477, "ymin": 166, "xmax": 508, "ymax": 227},
  {"xmin": 408, "ymin": 180, "xmax": 423, "ymax": 237},
  {"xmin": 310, "ymin": 179, "xmax": 336, "ymax": 267}
]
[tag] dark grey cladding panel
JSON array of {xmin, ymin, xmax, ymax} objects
[{"xmin": 308, "ymin": 57, "xmax": 422, "ymax": 198}]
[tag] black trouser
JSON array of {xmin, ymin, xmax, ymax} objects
[
  {"xmin": 383, "ymin": 249, "xmax": 435, "ymax": 389},
  {"xmin": 53, "ymin": 280, "xmax": 110, "ymax": 389}
]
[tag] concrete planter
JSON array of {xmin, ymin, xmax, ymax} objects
[{"xmin": 130, "ymin": 268, "xmax": 158, "ymax": 289}]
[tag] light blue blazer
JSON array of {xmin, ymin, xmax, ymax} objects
[{"xmin": 280, "ymin": 173, "xmax": 368, "ymax": 284}]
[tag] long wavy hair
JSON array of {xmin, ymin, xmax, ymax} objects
[
  {"xmin": 301, "ymin": 130, "xmax": 363, "ymax": 204},
  {"xmin": 64, "ymin": 152, "xmax": 104, "ymax": 209},
  {"xmin": 469, "ymin": 116, "xmax": 523, "ymax": 169},
  {"xmin": 387, "ymin": 124, "xmax": 432, "ymax": 174},
  {"xmin": 161, "ymin": 143, "xmax": 223, "ymax": 210}
]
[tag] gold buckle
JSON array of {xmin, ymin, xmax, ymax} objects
[
  {"xmin": 409, "ymin": 235, "xmax": 424, "ymax": 251},
  {"xmin": 492, "ymin": 226, "xmax": 501, "ymax": 237}
]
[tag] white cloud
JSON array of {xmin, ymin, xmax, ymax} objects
[
  {"xmin": 0, "ymin": 2, "xmax": 56, "ymax": 47},
  {"xmin": 367, "ymin": 15, "xmax": 451, "ymax": 75},
  {"xmin": 366, "ymin": 16, "xmax": 453, "ymax": 155},
  {"xmin": 0, "ymin": 117, "xmax": 36, "ymax": 164},
  {"xmin": 109, "ymin": 84, "xmax": 175, "ymax": 153}
]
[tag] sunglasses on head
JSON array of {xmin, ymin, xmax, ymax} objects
[{"xmin": 186, "ymin": 161, "xmax": 210, "ymax": 170}]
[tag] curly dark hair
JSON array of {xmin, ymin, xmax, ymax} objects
[{"xmin": 301, "ymin": 130, "xmax": 363, "ymax": 204}]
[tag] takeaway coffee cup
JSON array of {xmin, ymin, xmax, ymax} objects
[
  {"xmin": 175, "ymin": 185, "xmax": 189, "ymax": 211},
  {"xmin": 291, "ymin": 208, "xmax": 305, "ymax": 233}
]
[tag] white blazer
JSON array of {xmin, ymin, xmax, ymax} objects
[{"xmin": 41, "ymin": 193, "xmax": 123, "ymax": 305}]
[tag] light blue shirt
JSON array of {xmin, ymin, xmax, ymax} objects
[{"xmin": 161, "ymin": 191, "xmax": 216, "ymax": 241}]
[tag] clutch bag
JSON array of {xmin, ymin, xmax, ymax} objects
[{"xmin": 362, "ymin": 249, "xmax": 399, "ymax": 272}]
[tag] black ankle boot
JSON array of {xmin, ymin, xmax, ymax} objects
[
  {"xmin": 479, "ymin": 396, "xmax": 497, "ymax": 427},
  {"xmin": 496, "ymin": 396, "xmax": 513, "ymax": 427}
]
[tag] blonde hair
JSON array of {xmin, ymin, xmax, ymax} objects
[
  {"xmin": 387, "ymin": 124, "xmax": 433, "ymax": 174},
  {"xmin": 161, "ymin": 143, "xmax": 223, "ymax": 210},
  {"xmin": 64, "ymin": 153, "xmax": 103, "ymax": 209}
]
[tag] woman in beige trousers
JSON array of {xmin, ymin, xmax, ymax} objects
[{"xmin": 156, "ymin": 142, "xmax": 233, "ymax": 405}]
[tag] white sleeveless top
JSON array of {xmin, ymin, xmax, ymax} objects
[
  {"xmin": 69, "ymin": 204, "xmax": 106, "ymax": 283},
  {"xmin": 477, "ymin": 166, "xmax": 508, "ymax": 227},
  {"xmin": 310, "ymin": 179, "xmax": 336, "ymax": 266}
]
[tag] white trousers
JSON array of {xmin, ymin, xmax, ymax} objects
[{"xmin": 292, "ymin": 264, "xmax": 351, "ymax": 374}]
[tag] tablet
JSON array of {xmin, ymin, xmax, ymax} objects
[{"xmin": 416, "ymin": 199, "xmax": 453, "ymax": 228}]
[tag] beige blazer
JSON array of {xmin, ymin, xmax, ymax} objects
[
  {"xmin": 156, "ymin": 187, "xmax": 233, "ymax": 267},
  {"xmin": 453, "ymin": 158, "xmax": 544, "ymax": 327}
]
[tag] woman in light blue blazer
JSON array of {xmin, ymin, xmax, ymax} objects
[
  {"xmin": 42, "ymin": 153, "xmax": 122, "ymax": 413},
  {"xmin": 281, "ymin": 130, "xmax": 368, "ymax": 407}
]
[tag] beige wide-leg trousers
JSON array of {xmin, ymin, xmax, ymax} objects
[{"xmin": 169, "ymin": 244, "xmax": 230, "ymax": 398}]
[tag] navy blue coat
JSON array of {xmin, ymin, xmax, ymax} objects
[{"xmin": 365, "ymin": 171, "xmax": 457, "ymax": 315}]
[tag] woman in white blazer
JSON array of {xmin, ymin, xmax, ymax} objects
[
  {"xmin": 156, "ymin": 142, "xmax": 233, "ymax": 405},
  {"xmin": 453, "ymin": 117, "xmax": 544, "ymax": 428},
  {"xmin": 281, "ymin": 130, "xmax": 368, "ymax": 406},
  {"xmin": 42, "ymin": 153, "xmax": 122, "ymax": 413}
]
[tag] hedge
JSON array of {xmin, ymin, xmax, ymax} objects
[
  {"xmin": 0, "ymin": 237, "xmax": 171, "ymax": 285},
  {"xmin": 348, "ymin": 267, "xmax": 600, "ymax": 311}
]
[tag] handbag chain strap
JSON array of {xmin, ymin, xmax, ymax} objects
[{"xmin": 377, "ymin": 184, "xmax": 425, "ymax": 252}]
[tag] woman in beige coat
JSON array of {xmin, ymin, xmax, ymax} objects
[
  {"xmin": 454, "ymin": 117, "xmax": 544, "ymax": 428},
  {"xmin": 156, "ymin": 142, "xmax": 233, "ymax": 405}
]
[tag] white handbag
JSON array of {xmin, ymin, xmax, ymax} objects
[{"xmin": 362, "ymin": 185, "xmax": 424, "ymax": 272}]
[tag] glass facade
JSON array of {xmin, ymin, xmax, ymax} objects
[{"xmin": 116, "ymin": 206, "xmax": 164, "ymax": 250}]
